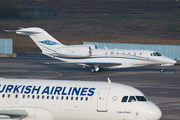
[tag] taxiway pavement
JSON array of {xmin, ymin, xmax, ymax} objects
[{"xmin": 0, "ymin": 53, "xmax": 179, "ymax": 120}]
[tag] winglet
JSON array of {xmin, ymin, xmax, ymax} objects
[{"xmin": 107, "ymin": 77, "xmax": 111, "ymax": 83}]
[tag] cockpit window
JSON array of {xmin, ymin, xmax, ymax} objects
[
  {"xmin": 155, "ymin": 52, "xmax": 161, "ymax": 56},
  {"xmin": 151, "ymin": 52, "xmax": 162, "ymax": 56},
  {"xmin": 128, "ymin": 96, "xmax": 136, "ymax": 102},
  {"xmin": 121, "ymin": 96, "xmax": 128, "ymax": 102},
  {"xmin": 136, "ymin": 96, "xmax": 147, "ymax": 101}
]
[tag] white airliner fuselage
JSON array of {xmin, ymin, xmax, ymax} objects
[
  {"xmin": 5, "ymin": 27, "xmax": 177, "ymax": 72},
  {"xmin": 0, "ymin": 78, "xmax": 161, "ymax": 120}
]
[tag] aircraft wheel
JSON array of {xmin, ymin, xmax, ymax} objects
[{"xmin": 90, "ymin": 67, "xmax": 95, "ymax": 73}]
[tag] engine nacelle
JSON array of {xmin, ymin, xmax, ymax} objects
[{"xmin": 55, "ymin": 45, "xmax": 97, "ymax": 58}]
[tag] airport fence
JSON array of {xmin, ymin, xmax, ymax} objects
[
  {"xmin": 0, "ymin": 39, "xmax": 13, "ymax": 54},
  {"xmin": 84, "ymin": 42, "xmax": 180, "ymax": 61}
]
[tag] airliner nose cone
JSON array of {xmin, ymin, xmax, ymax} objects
[{"xmin": 147, "ymin": 104, "xmax": 162, "ymax": 120}]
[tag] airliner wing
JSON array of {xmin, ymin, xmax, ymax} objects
[
  {"xmin": 0, "ymin": 110, "xmax": 28, "ymax": 120},
  {"xmin": 45, "ymin": 62, "xmax": 122, "ymax": 66}
]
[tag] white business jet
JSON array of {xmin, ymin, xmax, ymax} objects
[
  {"xmin": 0, "ymin": 78, "xmax": 161, "ymax": 120},
  {"xmin": 5, "ymin": 27, "xmax": 177, "ymax": 72}
]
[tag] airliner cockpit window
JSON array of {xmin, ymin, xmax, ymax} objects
[
  {"xmin": 121, "ymin": 96, "xmax": 128, "ymax": 102},
  {"xmin": 136, "ymin": 96, "xmax": 147, "ymax": 101},
  {"xmin": 128, "ymin": 96, "xmax": 136, "ymax": 102}
]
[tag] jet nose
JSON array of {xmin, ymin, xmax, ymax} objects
[{"xmin": 146, "ymin": 104, "xmax": 162, "ymax": 120}]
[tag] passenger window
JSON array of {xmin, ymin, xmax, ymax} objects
[
  {"xmin": 128, "ymin": 52, "xmax": 130, "ymax": 55},
  {"xmin": 37, "ymin": 95, "xmax": 39, "ymax": 99},
  {"xmin": 52, "ymin": 96, "xmax": 54, "ymax": 100},
  {"xmin": 23, "ymin": 95, "xmax": 25, "ymax": 98},
  {"xmin": 136, "ymin": 96, "xmax": 147, "ymax": 101},
  {"xmin": 105, "ymin": 52, "xmax": 108, "ymax": 55},
  {"xmin": 32, "ymin": 95, "xmax": 35, "ymax": 99},
  {"xmin": 2, "ymin": 94, "xmax": 5, "ymax": 98},
  {"xmin": 66, "ymin": 96, "xmax": 68, "ymax": 100},
  {"xmin": 71, "ymin": 96, "xmax": 73, "ymax": 100},
  {"xmin": 128, "ymin": 96, "xmax": 136, "ymax": 102},
  {"xmin": 80, "ymin": 97, "xmax": 83, "ymax": 101},
  {"xmin": 134, "ymin": 53, "xmax": 136, "ymax": 56},
  {"xmin": 140, "ymin": 53, "xmax": 142, "ymax": 56},
  {"xmin": 47, "ymin": 96, "xmax": 49, "ymax": 99},
  {"xmin": 56, "ymin": 96, "xmax": 59, "ymax": 100},
  {"xmin": 117, "ymin": 52, "xmax": 119, "ymax": 55},
  {"xmin": 8, "ymin": 94, "xmax": 10, "ymax": 98},
  {"xmin": 121, "ymin": 96, "xmax": 128, "ymax": 102},
  {"xmin": 76, "ymin": 97, "xmax": 78, "ymax": 100},
  {"xmin": 122, "ymin": 52, "xmax": 125, "ymax": 56},
  {"xmin": 85, "ymin": 97, "xmax": 88, "ymax": 101},
  {"xmin": 61, "ymin": 96, "xmax": 64, "ymax": 100},
  {"xmin": 42, "ymin": 95, "xmax": 44, "ymax": 99},
  {"xmin": 15, "ymin": 94, "xmax": 18, "ymax": 98},
  {"xmin": 27, "ymin": 95, "xmax": 30, "ymax": 99}
]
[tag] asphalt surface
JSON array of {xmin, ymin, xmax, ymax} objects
[{"xmin": 0, "ymin": 53, "xmax": 180, "ymax": 120}]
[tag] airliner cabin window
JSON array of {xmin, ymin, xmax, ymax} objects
[
  {"xmin": 71, "ymin": 96, "xmax": 73, "ymax": 100},
  {"xmin": 32, "ymin": 95, "xmax": 35, "ymax": 99},
  {"xmin": 134, "ymin": 53, "xmax": 136, "ymax": 56},
  {"xmin": 15, "ymin": 94, "xmax": 18, "ymax": 98},
  {"xmin": 105, "ymin": 52, "xmax": 108, "ymax": 55},
  {"xmin": 85, "ymin": 97, "xmax": 88, "ymax": 101},
  {"xmin": 27, "ymin": 95, "xmax": 30, "ymax": 99},
  {"xmin": 47, "ymin": 96, "xmax": 49, "ymax": 99},
  {"xmin": 121, "ymin": 96, "xmax": 128, "ymax": 102},
  {"xmin": 37, "ymin": 95, "xmax": 40, "ymax": 99},
  {"xmin": 66, "ymin": 96, "xmax": 68, "ymax": 100},
  {"xmin": 136, "ymin": 96, "xmax": 147, "ymax": 101},
  {"xmin": 8, "ymin": 94, "xmax": 10, "ymax": 98},
  {"xmin": 61, "ymin": 96, "xmax": 64, "ymax": 100},
  {"xmin": 81, "ymin": 97, "xmax": 83, "ymax": 101},
  {"xmin": 76, "ymin": 97, "xmax": 78, "ymax": 100},
  {"xmin": 56, "ymin": 96, "xmax": 59, "ymax": 100},
  {"xmin": 42, "ymin": 95, "xmax": 44, "ymax": 99},
  {"xmin": 140, "ymin": 53, "xmax": 142, "ymax": 56},
  {"xmin": 2, "ymin": 94, "xmax": 5, "ymax": 98},
  {"xmin": 128, "ymin": 52, "xmax": 130, "ymax": 55},
  {"xmin": 23, "ymin": 95, "xmax": 25, "ymax": 99},
  {"xmin": 52, "ymin": 96, "xmax": 54, "ymax": 99},
  {"xmin": 128, "ymin": 96, "xmax": 136, "ymax": 102}
]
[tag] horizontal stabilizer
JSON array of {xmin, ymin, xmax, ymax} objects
[{"xmin": 4, "ymin": 30, "xmax": 41, "ymax": 35}]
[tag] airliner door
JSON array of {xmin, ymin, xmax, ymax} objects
[{"xmin": 97, "ymin": 88, "xmax": 110, "ymax": 112}]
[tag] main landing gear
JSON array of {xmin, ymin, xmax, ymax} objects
[
  {"xmin": 90, "ymin": 65, "xmax": 100, "ymax": 72},
  {"xmin": 159, "ymin": 66, "xmax": 165, "ymax": 73}
]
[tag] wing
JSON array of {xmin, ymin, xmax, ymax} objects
[
  {"xmin": 0, "ymin": 110, "xmax": 28, "ymax": 120},
  {"xmin": 45, "ymin": 61, "xmax": 122, "ymax": 67}
]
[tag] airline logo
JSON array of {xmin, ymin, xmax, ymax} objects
[
  {"xmin": 0, "ymin": 85, "xmax": 95, "ymax": 96},
  {"xmin": 39, "ymin": 40, "xmax": 59, "ymax": 45}
]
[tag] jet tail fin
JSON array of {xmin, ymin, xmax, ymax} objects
[{"xmin": 5, "ymin": 27, "xmax": 65, "ymax": 57}]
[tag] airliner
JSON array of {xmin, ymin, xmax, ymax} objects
[
  {"xmin": 0, "ymin": 78, "xmax": 162, "ymax": 120},
  {"xmin": 5, "ymin": 27, "xmax": 177, "ymax": 72}
]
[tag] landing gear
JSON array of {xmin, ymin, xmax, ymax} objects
[
  {"xmin": 90, "ymin": 65, "xmax": 100, "ymax": 73},
  {"xmin": 159, "ymin": 67, "xmax": 165, "ymax": 73}
]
